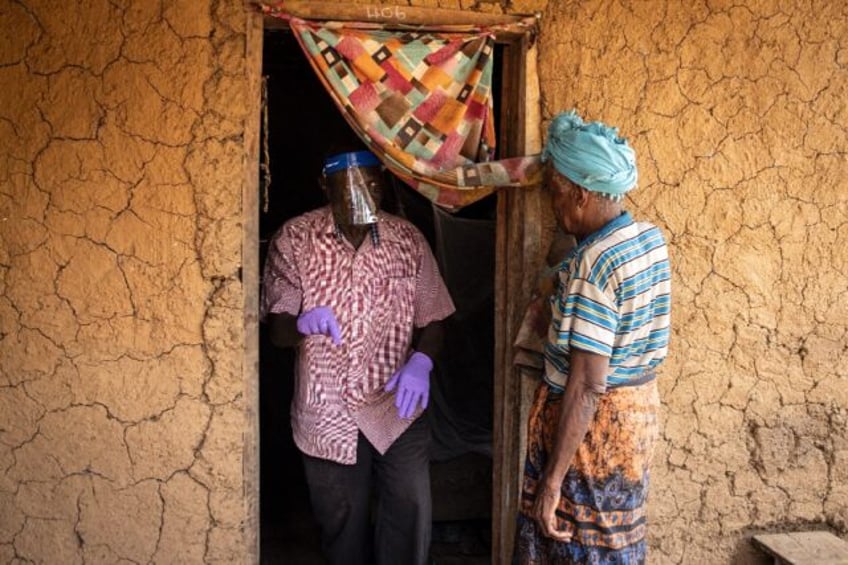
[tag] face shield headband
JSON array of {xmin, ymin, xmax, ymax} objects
[{"xmin": 323, "ymin": 151, "xmax": 383, "ymax": 226}]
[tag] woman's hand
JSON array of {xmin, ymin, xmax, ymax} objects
[{"xmin": 532, "ymin": 479, "xmax": 572, "ymax": 541}]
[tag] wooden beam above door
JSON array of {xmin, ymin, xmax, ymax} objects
[{"xmin": 258, "ymin": 1, "xmax": 538, "ymax": 29}]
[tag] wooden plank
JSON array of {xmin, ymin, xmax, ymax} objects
[
  {"xmin": 753, "ymin": 531, "xmax": 848, "ymax": 565},
  {"xmin": 492, "ymin": 31, "xmax": 537, "ymax": 565},
  {"xmin": 492, "ymin": 123, "xmax": 515, "ymax": 565},
  {"xmin": 243, "ymin": 8, "xmax": 265, "ymax": 564},
  {"xmin": 258, "ymin": 1, "xmax": 536, "ymax": 28}
]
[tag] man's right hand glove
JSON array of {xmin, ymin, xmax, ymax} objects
[{"xmin": 296, "ymin": 306, "xmax": 342, "ymax": 345}]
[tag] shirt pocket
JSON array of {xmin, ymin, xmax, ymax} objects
[{"xmin": 373, "ymin": 276, "xmax": 415, "ymax": 330}]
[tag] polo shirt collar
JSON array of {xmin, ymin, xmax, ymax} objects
[{"xmin": 569, "ymin": 211, "xmax": 633, "ymax": 258}]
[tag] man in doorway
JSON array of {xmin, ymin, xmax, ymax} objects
[
  {"xmin": 514, "ymin": 110, "xmax": 671, "ymax": 564},
  {"xmin": 261, "ymin": 148, "xmax": 455, "ymax": 565}
]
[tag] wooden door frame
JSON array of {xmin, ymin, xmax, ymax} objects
[
  {"xmin": 244, "ymin": 10, "xmax": 264, "ymax": 565},
  {"xmin": 243, "ymin": 7, "xmax": 543, "ymax": 564},
  {"xmin": 492, "ymin": 32, "xmax": 544, "ymax": 564}
]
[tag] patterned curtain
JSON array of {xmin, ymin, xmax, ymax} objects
[{"xmin": 265, "ymin": 12, "xmax": 541, "ymax": 211}]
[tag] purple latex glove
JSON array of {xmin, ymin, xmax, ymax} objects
[
  {"xmin": 385, "ymin": 352, "xmax": 433, "ymax": 419},
  {"xmin": 297, "ymin": 306, "xmax": 342, "ymax": 345}
]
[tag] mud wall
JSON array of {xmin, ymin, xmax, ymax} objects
[
  {"xmin": 0, "ymin": 1, "xmax": 255, "ymax": 562},
  {"xmin": 0, "ymin": 0, "xmax": 846, "ymax": 564},
  {"xmin": 532, "ymin": 1, "xmax": 848, "ymax": 563}
]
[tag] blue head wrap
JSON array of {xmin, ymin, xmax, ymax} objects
[{"xmin": 541, "ymin": 110, "xmax": 638, "ymax": 197}]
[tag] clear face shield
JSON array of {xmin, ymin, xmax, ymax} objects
[{"xmin": 323, "ymin": 151, "xmax": 384, "ymax": 226}]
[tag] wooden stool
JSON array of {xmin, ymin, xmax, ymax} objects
[{"xmin": 752, "ymin": 531, "xmax": 848, "ymax": 564}]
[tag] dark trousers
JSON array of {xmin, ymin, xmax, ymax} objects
[{"xmin": 301, "ymin": 417, "xmax": 431, "ymax": 565}]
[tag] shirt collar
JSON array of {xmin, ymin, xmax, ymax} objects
[{"xmin": 565, "ymin": 211, "xmax": 633, "ymax": 261}]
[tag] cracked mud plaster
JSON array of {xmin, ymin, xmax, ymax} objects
[
  {"xmin": 535, "ymin": 1, "xmax": 848, "ymax": 563},
  {"xmin": 1, "ymin": 0, "xmax": 250, "ymax": 562},
  {"xmin": 0, "ymin": 0, "xmax": 846, "ymax": 563}
]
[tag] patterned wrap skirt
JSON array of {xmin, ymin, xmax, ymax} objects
[{"xmin": 514, "ymin": 378, "xmax": 660, "ymax": 565}]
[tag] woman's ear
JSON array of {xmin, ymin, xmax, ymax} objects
[{"xmin": 572, "ymin": 183, "xmax": 589, "ymax": 209}]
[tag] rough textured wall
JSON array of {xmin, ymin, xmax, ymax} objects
[
  {"xmin": 535, "ymin": 1, "xmax": 848, "ymax": 563},
  {"xmin": 2, "ymin": 0, "xmax": 846, "ymax": 564},
  {"xmin": 0, "ymin": 1, "xmax": 253, "ymax": 563}
]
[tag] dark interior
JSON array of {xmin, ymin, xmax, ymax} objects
[{"xmin": 258, "ymin": 30, "xmax": 502, "ymax": 564}]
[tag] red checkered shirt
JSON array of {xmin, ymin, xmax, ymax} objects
[{"xmin": 261, "ymin": 207, "xmax": 455, "ymax": 464}]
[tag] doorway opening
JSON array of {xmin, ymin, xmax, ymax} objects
[
  {"xmin": 258, "ymin": 29, "xmax": 496, "ymax": 563},
  {"xmin": 254, "ymin": 21, "xmax": 533, "ymax": 563}
]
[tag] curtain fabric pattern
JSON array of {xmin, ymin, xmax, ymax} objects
[{"xmin": 268, "ymin": 12, "xmax": 541, "ymax": 210}]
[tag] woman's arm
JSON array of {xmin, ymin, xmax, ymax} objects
[{"xmin": 532, "ymin": 349, "xmax": 609, "ymax": 540}]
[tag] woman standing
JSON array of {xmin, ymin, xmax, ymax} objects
[{"xmin": 514, "ymin": 110, "xmax": 672, "ymax": 564}]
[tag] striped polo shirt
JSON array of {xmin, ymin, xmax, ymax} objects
[{"xmin": 544, "ymin": 212, "xmax": 671, "ymax": 389}]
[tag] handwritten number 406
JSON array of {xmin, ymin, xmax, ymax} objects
[{"xmin": 366, "ymin": 6, "xmax": 407, "ymax": 20}]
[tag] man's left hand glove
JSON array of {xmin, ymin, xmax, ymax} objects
[{"xmin": 385, "ymin": 352, "xmax": 433, "ymax": 419}]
